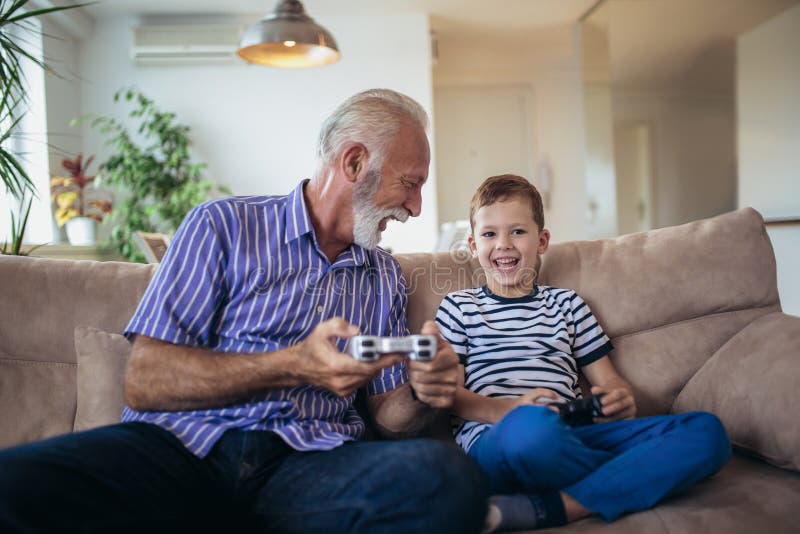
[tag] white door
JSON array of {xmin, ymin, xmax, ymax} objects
[
  {"xmin": 614, "ymin": 121, "xmax": 654, "ymax": 234},
  {"xmin": 434, "ymin": 85, "xmax": 535, "ymax": 226}
]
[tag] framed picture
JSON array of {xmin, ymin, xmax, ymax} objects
[{"xmin": 133, "ymin": 231, "xmax": 171, "ymax": 263}]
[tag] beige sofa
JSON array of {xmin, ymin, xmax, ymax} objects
[{"xmin": 1, "ymin": 207, "xmax": 799, "ymax": 532}]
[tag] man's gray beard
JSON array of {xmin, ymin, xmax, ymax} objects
[{"xmin": 352, "ymin": 169, "xmax": 408, "ymax": 249}]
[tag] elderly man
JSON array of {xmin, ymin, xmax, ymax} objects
[{"xmin": 0, "ymin": 89, "xmax": 488, "ymax": 532}]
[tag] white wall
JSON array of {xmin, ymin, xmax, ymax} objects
[
  {"xmin": 581, "ymin": 7, "xmax": 618, "ymax": 239},
  {"xmin": 613, "ymin": 91, "xmax": 736, "ymax": 229},
  {"xmin": 534, "ymin": 64, "xmax": 589, "ymax": 244},
  {"xmin": 43, "ymin": 17, "xmax": 84, "ymax": 244},
  {"xmin": 737, "ymin": 4, "xmax": 800, "ymax": 219},
  {"xmin": 78, "ymin": 14, "xmax": 437, "ymax": 253},
  {"xmin": 433, "ymin": 27, "xmax": 589, "ymax": 243},
  {"xmin": 43, "ymin": 18, "xmax": 83, "ymax": 172},
  {"xmin": 737, "ymin": 4, "xmax": 800, "ymax": 316},
  {"xmin": 614, "ymin": 121, "xmax": 654, "ymax": 234},
  {"xmin": 13, "ymin": 18, "xmax": 51, "ymax": 244},
  {"xmin": 584, "ymin": 84, "xmax": 618, "ymax": 238},
  {"xmin": 434, "ymin": 84, "xmax": 535, "ymax": 226}
]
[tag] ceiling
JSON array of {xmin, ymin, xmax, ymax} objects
[
  {"xmin": 80, "ymin": 0, "xmax": 598, "ymax": 35},
  {"xmin": 604, "ymin": 0, "xmax": 799, "ymax": 92},
  {"xmin": 77, "ymin": 0, "xmax": 798, "ymax": 91}
]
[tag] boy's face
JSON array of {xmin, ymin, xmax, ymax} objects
[{"xmin": 468, "ymin": 196, "xmax": 550, "ymax": 298}]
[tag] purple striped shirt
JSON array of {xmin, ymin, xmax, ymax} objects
[{"xmin": 121, "ymin": 180, "xmax": 409, "ymax": 457}]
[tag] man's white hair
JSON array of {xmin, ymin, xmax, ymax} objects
[{"xmin": 316, "ymin": 88, "xmax": 429, "ymax": 171}]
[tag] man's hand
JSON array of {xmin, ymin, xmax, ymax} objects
[
  {"xmin": 591, "ymin": 385, "xmax": 637, "ymax": 422},
  {"xmin": 406, "ymin": 321, "xmax": 461, "ymax": 409},
  {"xmin": 293, "ymin": 318, "xmax": 402, "ymax": 397}
]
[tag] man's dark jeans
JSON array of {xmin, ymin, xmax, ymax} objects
[{"xmin": 0, "ymin": 422, "xmax": 488, "ymax": 532}]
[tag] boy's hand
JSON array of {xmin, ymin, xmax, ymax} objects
[
  {"xmin": 511, "ymin": 388, "xmax": 561, "ymax": 414},
  {"xmin": 406, "ymin": 321, "xmax": 460, "ymax": 409},
  {"xmin": 486, "ymin": 389, "xmax": 561, "ymax": 423},
  {"xmin": 591, "ymin": 385, "xmax": 636, "ymax": 422}
]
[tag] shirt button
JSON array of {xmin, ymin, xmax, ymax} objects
[{"xmin": 316, "ymin": 306, "xmax": 324, "ymax": 313}]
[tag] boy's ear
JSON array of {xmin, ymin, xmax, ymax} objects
[
  {"xmin": 341, "ymin": 143, "xmax": 368, "ymax": 182},
  {"xmin": 538, "ymin": 229, "xmax": 551, "ymax": 255},
  {"xmin": 468, "ymin": 234, "xmax": 478, "ymax": 257}
]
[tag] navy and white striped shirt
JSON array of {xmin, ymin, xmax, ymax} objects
[
  {"xmin": 435, "ymin": 285, "xmax": 612, "ymax": 452},
  {"xmin": 122, "ymin": 180, "xmax": 409, "ymax": 458}
]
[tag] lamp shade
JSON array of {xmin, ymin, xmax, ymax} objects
[{"xmin": 237, "ymin": 0, "xmax": 340, "ymax": 68}]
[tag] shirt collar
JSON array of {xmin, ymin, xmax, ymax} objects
[
  {"xmin": 481, "ymin": 284, "xmax": 539, "ymax": 303},
  {"xmin": 284, "ymin": 179, "xmax": 314, "ymax": 244},
  {"xmin": 284, "ymin": 179, "xmax": 368, "ymax": 267},
  {"xmin": 334, "ymin": 244, "xmax": 369, "ymax": 268}
]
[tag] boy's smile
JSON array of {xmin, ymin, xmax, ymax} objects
[{"xmin": 469, "ymin": 196, "xmax": 550, "ymax": 298}]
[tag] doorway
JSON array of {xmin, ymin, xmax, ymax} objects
[
  {"xmin": 434, "ymin": 84, "xmax": 536, "ymax": 226},
  {"xmin": 614, "ymin": 121, "xmax": 654, "ymax": 234}
]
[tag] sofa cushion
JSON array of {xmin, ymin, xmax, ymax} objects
[
  {"xmin": 0, "ymin": 355, "xmax": 76, "ymax": 449},
  {"xmin": 609, "ymin": 307, "xmax": 777, "ymax": 416},
  {"xmin": 538, "ymin": 208, "xmax": 779, "ymax": 339},
  {"xmin": 0, "ymin": 256, "xmax": 155, "ymax": 446},
  {"xmin": 672, "ymin": 312, "xmax": 800, "ymax": 472},
  {"xmin": 73, "ymin": 325, "xmax": 131, "ymax": 432}
]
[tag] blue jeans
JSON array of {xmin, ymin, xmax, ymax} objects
[
  {"xmin": 0, "ymin": 422, "xmax": 488, "ymax": 533},
  {"xmin": 468, "ymin": 406, "xmax": 730, "ymax": 521}
]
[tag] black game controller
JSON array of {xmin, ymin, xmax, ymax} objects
[{"xmin": 555, "ymin": 394, "xmax": 605, "ymax": 427}]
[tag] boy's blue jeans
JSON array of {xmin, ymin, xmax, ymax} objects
[
  {"xmin": 468, "ymin": 406, "xmax": 730, "ymax": 521},
  {"xmin": 0, "ymin": 422, "xmax": 488, "ymax": 533}
]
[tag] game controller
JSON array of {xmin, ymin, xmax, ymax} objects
[
  {"xmin": 346, "ymin": 335, "xmax": 437, "ymax": 362},
  {"xmin": 554, "ymin": 394, "xmax": 605, "ymax": 427}
]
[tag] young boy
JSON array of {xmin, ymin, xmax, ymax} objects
[{"xmin": 435, "ymin": 174, "xmax": 730, "ymax": 532}]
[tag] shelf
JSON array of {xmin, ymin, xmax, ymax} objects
[
  {"xmin": 764, "ymin": 216, "xmax": 800, "ymax": 227},
  {"xmin": 25, "ymin": 244, "xmax": 125, "ymax": 262}
]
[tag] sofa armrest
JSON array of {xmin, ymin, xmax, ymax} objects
[{"xmin": 673, "ymin": 312, "xmax": 800, "ymax": 472}]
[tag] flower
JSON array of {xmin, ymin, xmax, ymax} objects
[{"xmin": 50, "ymin": 154, "xmax": 112, "ymax": 227}]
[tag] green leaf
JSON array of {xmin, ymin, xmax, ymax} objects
[
  {"xmin": 0, "ymin": 0, "xmax": 86, "ymax": 200},
  {"xmin": 81, "ymin": 88, "xmax": 230, "ymax": 261}
]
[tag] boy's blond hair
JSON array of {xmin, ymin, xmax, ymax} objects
[{"xmin": 469, "ymin": 174, "xmax": 545, "ymax": 232}]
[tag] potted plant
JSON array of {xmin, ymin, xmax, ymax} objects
[
  {"xmin": 81, "ymin": 88, "xmax": 228, "ymax": 262},
  {"xmin": 0, "ymin": 193, "xmax": 43, "ymax": 256},
  {"xmin": 50, "ymin": 154, "xmax": 112, "ymax": 245}
]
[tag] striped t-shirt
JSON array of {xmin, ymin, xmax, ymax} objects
[
  {"xmin": 122, "ymin": 180, "xmax": 409, "ymax": 458},
  {"xmin": 435, "ymin": 285, "xmax": 613, "ymax": 452}
]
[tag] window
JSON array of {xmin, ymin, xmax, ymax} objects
[{"xmin": 0, "ymin": 15, "xmax": 52, "ymax": 245}]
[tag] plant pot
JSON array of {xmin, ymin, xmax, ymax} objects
[{"xmin": 65, "ymin": 217, "xmax": 96, "ymax": 246}]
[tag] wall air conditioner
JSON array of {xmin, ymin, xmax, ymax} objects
[{"xmin": 130, "ymin": 25, "xmax": 245, "ymax": 65}]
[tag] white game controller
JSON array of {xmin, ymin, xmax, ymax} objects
[{"xmin": 346, "ymin": 335, "xmax": 437, "ymax": 362}]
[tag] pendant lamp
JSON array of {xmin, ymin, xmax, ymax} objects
[{"xmin": 237, "ymin": 0, "xmax": 340, "ymax": 68}]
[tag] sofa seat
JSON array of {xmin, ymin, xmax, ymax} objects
[{"xmin": 536, "ymin": 455, "xmax": 800, "ymax": 533}]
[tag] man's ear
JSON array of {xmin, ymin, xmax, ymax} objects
[
  {"xmin": 341, "ymin": 144, "xmax": 368, "ymax": 183},
  {"xmin": 468, "ymin": 234, "xmax": 478, "ymax": 257},
  {"xmin": 538, "ymin": 229, "xmax": 551, "ymax": 255}
]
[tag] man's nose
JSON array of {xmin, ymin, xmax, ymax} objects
[{"xmin": 404, "ymin": 187, "xmax": 422, "ymax": 218}]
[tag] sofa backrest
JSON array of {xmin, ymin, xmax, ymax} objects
[
  {"xmin": 396, "ymin": 207, "xmax": 781, "ymax": 416},
  {"xmin": 0, "ymin": 258, "xmax": 155, "ymax": 447},
  {"xmin": 0, "ymin": 207, "xmax": 780, "ymax": 447}
]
